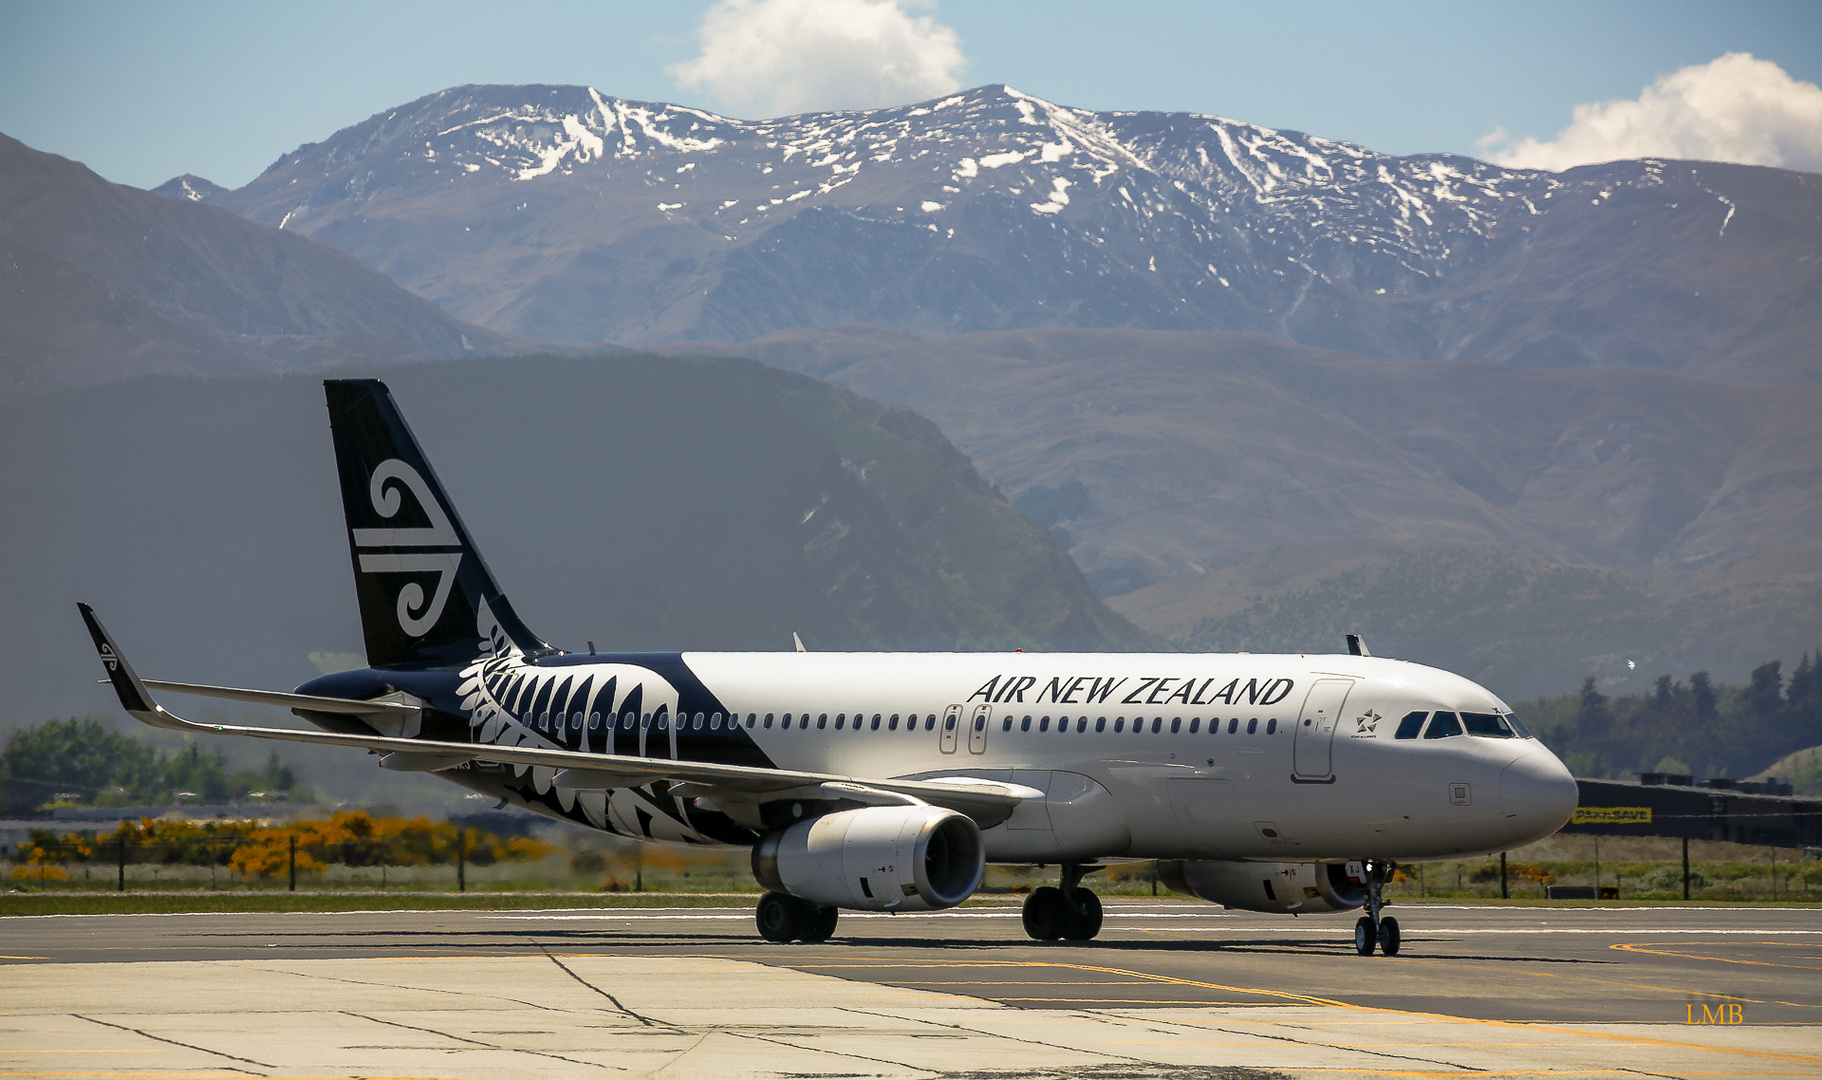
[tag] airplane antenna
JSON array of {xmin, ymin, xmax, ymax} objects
[
  {"xmin": 1346, "ymin": 633, "xmax": 1370, "ymax": 657},
  {"xmin": 793, "ymin": 632, "xmax": 808, "ymax": 653}
]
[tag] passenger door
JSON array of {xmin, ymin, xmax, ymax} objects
[{"xmin": 1293, "ymin": 679, "xmax": 1352, "ymax": 781}]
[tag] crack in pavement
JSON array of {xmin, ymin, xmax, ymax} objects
[
  {"xmin": 339, "ymin": 1009, "xmax": 629, "ymax": 1071},
  {"xmin": 540, "ymin": 944, "xmax": 669, "ymax": 1028},
  {"xmin": 73, "ymin": 1012, "xmax": 271, "ymax": 1072}
]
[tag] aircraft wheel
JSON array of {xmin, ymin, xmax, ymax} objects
[
  {"xmin": 801, "ymin": 903, "xmax": 839, "ymax": 943},
  {"xmin": 757, "ymin": 891, "xmax": 801, "ymax": 942},
  {"xmin": 1022, "ymin": 886, "xmax": 1069, "ymax": 940},
  {"xmin": 1353, "ymin": 915, "xmax": 1377, "ymax": 956},
  {"xmin": 1062, "ymin": 888, "xmax": 1103, "ymax": 941},
  {"xmin": 1379, "ymin": 916, "xmax": 1401, "ymax": 956}
]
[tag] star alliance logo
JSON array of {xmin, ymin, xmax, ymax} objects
[{"xmin": 1351, "ymin": 710, "xmax": 1381, "ymax": 738}]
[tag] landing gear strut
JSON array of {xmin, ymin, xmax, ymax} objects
[
  {"xmin": 1022, "ymin": 863, "xmax": 1103, "ymax": 942},
  {"xmin": 756, "ymin": 890, "xmax": 838, "ymax": 943},
  {"xmin": 1352, "ymin": 859, "xmax": 1400, "ymax": 957}
]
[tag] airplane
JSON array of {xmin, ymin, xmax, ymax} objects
[{"xmin": 81, "ymin": 378, "xmax": 1579, "ymax": 956}]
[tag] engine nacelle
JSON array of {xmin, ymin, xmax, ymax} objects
[
  {"xmin": 752, "ymin": 805, "xmax": 984, "ymax": 912},
  {"xmin": 1157, "ymin": 859, "xmax": 1367, "ymax": 914}
]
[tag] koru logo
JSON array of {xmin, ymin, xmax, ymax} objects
[
  {"xmin": 98, "ymin": 642, "xmax": 120, "ymax": 672},
  {"xmin": 351, "ymin": 459, "xmax": 463, "ymax": 637}
]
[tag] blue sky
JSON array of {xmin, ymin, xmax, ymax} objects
[{"xmin": 2, "ymin": 0, "xmax": 1818, "ymax": 189}]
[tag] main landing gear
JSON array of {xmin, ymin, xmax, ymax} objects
[
  {"xmin": 1021, "ymin": 862, "xmax": 1104, "ymax": 942},
  {"xmin": 756, "ymin": 890, "xmax": 838, "ymax": 943},
  {"xmin": 1352, "ymin": 859, "xmax": 1400, "ymax": 957}
]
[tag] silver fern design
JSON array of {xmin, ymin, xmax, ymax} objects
[{"xmin": 455, "ymin": 599, "xmax": 701, "ymax": 837}]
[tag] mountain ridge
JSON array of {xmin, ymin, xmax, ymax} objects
[
  {"xmin": 203, "ymin": 83, "xmax": 1820, "ymax": 383},
  {"xmin": 0, "ymin": 133, "xmax": 570, "ymax": 397}
]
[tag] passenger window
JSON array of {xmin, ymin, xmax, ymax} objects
[
  {"xmin": 1394, "ymin": 711, "xmax": 1426, "ymax": 739},
  {"xmin": 1114, "ymin": 718, "xmax": 1124, "ymax": 732},
  {"xmin": 1095, "ymin": 717, "xmax": 1106, "ymax": 732},
  {"xmin": 1228, "ymin": 718, "xmax": 1238, "ymax": 734},
  {"xmin": 1002, "ymin": 717, "xmax": 1013, "ymax": 731},
  {"xmin": 710, "ymin": 713, "xmax": 721, "ymax": 730},
  {"xmin": 834, "ymin": 713, "xmax": 845, "ymax": 730},
  {"xmin": 764, "ymin": 713, "xmax": 775, "ymax": 729},
  {"xmin": 1266, "ymin": 718, "xmax": 1276, "ymax": 734},
  {"xmin": 1189, "ymin": 718, "xmax": 1199, "ymax": 733},
  {"xmin": 1077, "ymin": 717, "xmax": 1088, "ymax": 733},
  {"xmin": 1039, "ymin": 716, "xmax": 1050, "ymax": 732},
  {"xmin": 888, "ymin": 714, "xmax": 898, "ymax": 731},
  {"xmin": 818, "ymin": 714, "xmax": 828, "ymax": 729},
  {"xmin": 1424, "ymin": 712, "xmax": 1463, "ymax": 739},
  {"xmin": 1170, "ymin": 718, "xmax": 1181, "ymax": 733},
  {"xmin": 1461, "ymin": 711, "xmax": 1514, "ymax": 737},
  {"xmin": 1246, "ymin": 718, "xmax": 1258, "ymax": 734},
  {"xmin": 1152, "ymin": 717, "xmax": 1162, "ymax": 733},
  {"xmin": 925, "ymin": 715, "xmax": 936, "ymax": 731}
]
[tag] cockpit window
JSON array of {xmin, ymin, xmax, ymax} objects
[
  {"xmin": 1504, "ymin": 712, "xmax": 1533, "ymax": 738},
  {"xmin": 1461, "ymin": 711, "xmax": 1515, "ymax": 737},
  {"xmin": 1394, "ymin": 711, "xmax": 1427, "ymax": 740},
  {"xmin": 1423, "ymin": 711, "xmax": 1463, "ymax": 739}
]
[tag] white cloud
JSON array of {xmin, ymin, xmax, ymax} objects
[
  {"xmin": 668, "ymin": 0, "xmax": 965, "ymax": 118},
  {"xmin": 1479, "ymin": 53, "xmax": 1822, "ymax": 173}
]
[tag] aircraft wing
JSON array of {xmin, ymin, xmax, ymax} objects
[{"xmin": 78, "ymin": 604, "xmax": 1031, "ymax": 825}]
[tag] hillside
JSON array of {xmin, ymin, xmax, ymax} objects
[
  {"xmin": 667, "ymin": 326, "xmax": 1822, "ymax": 583},
  {"xmin": 0, "ymin": 354, "xmax": 1150, "ymax": 727},
  {"xmin": 1108, "ymin": 537, "xmax": 1822, "ymax": 700},
  {"xmin": 206, "ymin": 84, "xmax": 1821, "ymax": 383},
  {"xmin": 0, "ymin": 133, "xmax": 551, "ymax": 397}
]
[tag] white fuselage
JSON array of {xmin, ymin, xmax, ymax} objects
[{"xmin": 474, "ymin": 649, "xmax": 1578, "ymax": 865}]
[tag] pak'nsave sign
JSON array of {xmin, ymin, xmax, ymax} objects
[{"xmin": 1572, "ymin": 807, "xmax": 1652, "ymax": 824}]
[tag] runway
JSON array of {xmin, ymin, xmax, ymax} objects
[{"xmin": 4, "ymin": 899, "xmax": 1819, "ymax": 1078}]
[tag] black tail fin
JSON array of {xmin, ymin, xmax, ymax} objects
[{"xmin": 325, "ymin": 379, "xmax": 547, "ymax": 668}]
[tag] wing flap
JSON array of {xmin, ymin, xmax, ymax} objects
[{"xmin": 141, "ymin": 680, "xmax": 421, "ymax": 720}]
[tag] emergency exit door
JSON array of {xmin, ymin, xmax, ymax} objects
[
  {"xmin": 969, "ymin": 704, "xmax": 991, "ymax": 754},
  {"xmin": 940, "ymin": 705, "xmax": 962, "ymax": 754}
]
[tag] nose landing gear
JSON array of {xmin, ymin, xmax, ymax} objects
[
  {"xmin": 1021, "ymin": 862, "xmax": 1104, "ymax": 941},
  {"xmin": 1352, "ymin": 859, "xmax": 1400, "ymax": 956}
]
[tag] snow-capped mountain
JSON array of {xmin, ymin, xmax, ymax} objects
[{"xmin": 207, "ymin": 84, "xmax": 1821, "ymax": 381}]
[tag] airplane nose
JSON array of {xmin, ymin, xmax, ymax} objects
[{"xmin": 1500, "ymin": 746, "xmax": 1579, "ymax": 840}]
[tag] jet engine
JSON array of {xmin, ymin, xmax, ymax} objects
[
  {"xmin": 752, "ymin": 804, "xmax": 984, "ymax": 911},
  {"xmin": 1157, "ymin": 859, "xmax": 1366, "ymax": 914}
]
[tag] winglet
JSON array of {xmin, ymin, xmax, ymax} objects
[{"xmin": 77, "ymin": 603, "xmax": 193, "ymax": 731}]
